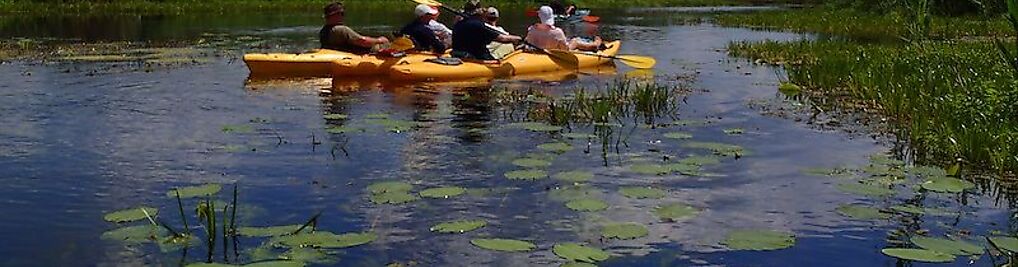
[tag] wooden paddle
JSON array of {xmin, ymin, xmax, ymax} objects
[
  {"xmin": 555, "ymin": 50, "xmax": 657, "ymax": 69},
  {"xmin": 409, "ymin": 0, "xmax": 579, "ymax": 68}
]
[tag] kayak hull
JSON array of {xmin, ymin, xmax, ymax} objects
[
  {"xmin": 387, "ymin": 41, "xmax": 621, "ymax": 82},
  {"xmin": 244, "ymin": 50, "xmax": 439, "ymax": 78}
]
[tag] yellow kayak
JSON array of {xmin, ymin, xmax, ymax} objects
[
  {"xmin": 388, "ymin": 41, "xmax": 621, "ymax": 81},
  {"xmin": 243, "ymin": 49, "xmax": 440, "ymax": 78}
]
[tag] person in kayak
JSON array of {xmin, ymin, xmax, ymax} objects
[
  {"xmin": 451, "ymin": 0, "xmax": 522, "ymax": 61},
  {"xmin": 320, "ymin": 2, "xmax": 390, "ymax": 54},
  {"xmin": 401, "ymin": 4, "xmax": 446, "ymax": 54},
  {"xmin": 427, "ymin": 5, "xmax": 453, "ymax": 48},
  {"xmin": 484, "ymin": 6, "xmax": 516, "ymax": 59},
  {"xmin": 548, "ymin": 0, "xmax": 576, "ymax": 16},
  {"xmin": 525, "ymin": 6, "xmax": 602, "ymax": 51}
]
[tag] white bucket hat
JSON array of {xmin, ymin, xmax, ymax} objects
[
  {"xmin": 414, "ymin": 4, "xmax": 438, "ymax": 17},
  {"xmin": 538, "ymin": 6, "xmax": 555, "ymax": 26}
]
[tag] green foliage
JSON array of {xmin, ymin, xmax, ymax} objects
[{"xmin": 552, "ymin": 243, "xmax": 611, "ymax": 263}]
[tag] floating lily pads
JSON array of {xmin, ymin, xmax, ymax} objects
[
  {"xmin": 365, "ymin": 113, "xmax": 389, "ymax": 119},
  {"xmin": 629, "ymin": 164, "xmax": 671, "ymax": 175},
  {"xmin": 168, "ymin": 184, "xmax": 222, "ymax": 198},
  {"xmin": 566, "ymin": 198, "xmax": 608, "ymax": 212},
  {"xmin": 683, "ymin": 142, "xmax": 746, "ymax": 157},
  {"xmin": 881, "ymin": 248, "xmax": 954, "ymax": 262},
  {"xmin": 836, "ymin": 182, "xmax": 895, "ymax": 197},
  {"xmin": 653, "ymin": 203, "xmax": 699, "ymax": 221},
  {"xmin": 370, "ymin": 191, "xmax": 419, "ymax": 205},
  {"xmin": 538, "ymin": 142, "xmax": 573, "ymax": 153},
  {"xmin": 236, "ymin": 225, "xmax": 302, "ymax": 237},
  {"xmin": 510, "ymin": 122, "xmax": 563, "ymax": 132},
  {"xmin": 104, "ymin": 206, "xmax": 159, "ymax": 223},
  {"xmin": 663, "ymin": 132, "xmax": 693, "ymax": 139},
  {"xmin": 889, "ymin": 205, "xmax": 925, "ymax": 215},
  {"xmin": 553, "ymin": 171, "xmax": 594, "ymax": 183},
  {"xmin": 989, "ymin": 236, "xmax": 1018, "ymax": 253},
  {"xmin": 563, "ymin": 132, "xmax": 597, "ymax": 139},
  {"xmin": 431, "ymin": 220, "xmax": 486, "ymax": 234},
  {"xmin": 722, "ymin": 230, "xmax": 796, "ymax": 251},
  {"xmin": 921, "ymin": 178, "xmax": 975, "ymax": 193},
  {"xmin": 666, "ymin": 163, "xmax": 702, "ymax": 176},
  {"xmin": 470, "ymin": 238, "xmax": 536, "ymax": 252},
  {"xmin": 101, "ymin": 225, "xmax": 165, "ymax": 244},
  {"xmin": 911, "ymin": 237, "xmax": 982, "ymax": 256},
  {"xmin": 678, "ymin": 155, "xmax": 722, "ymax": 166},
  {"xmin": 325, "ymin": 126, "xmax": 363, "ymax": 134},
  {"xmin": 419, "ymin": 187, "xmax": 466, "ymax": 198},
  {"xmin": 835, "ymin": 204, "xmax": 889, "ymax": 220},
  {"xmin": 549, "ymin": 185, "xmax": 601, "ymax": 202},
  {"xmin": 512, "ymin": 158, "xmax": 552, "ymax": 168},
  {"xmin": 505, "ymin": 169, "xmax": 548, "ymax": 180},
  {"xmin": 619, "ymin": 186, "xmax": 666, "ymax": 199},
  {"xmin": 802, "ymin": 167, "xmax": 855, "ymax": 178},
  {"xmin": 272, "ymin": 232, "xmax": 376, "ymax": 248},
  {"xmin": 222, "ymin": 124, "xmax": 254, "ymax": 134},
  {"xmin": 870, "ymin": 154, "xmax": 905, "ymax": 166},
  {"xmin": 323, "ymin": 114, "xmax": 348, "ymax": 120},
  {"xmin": 280, "ymin": 247, "xmax": 337, "ymax": 265},
  {"xmin": 553, "ymin": 243, "xmax": 610, "ymax": 263},
  {"xmin": 367, "ymin": 181, "xmax": 413, "ymax": 194},
  {"xmin": 723, "ymin": 128, "xmax": 745, "ymax": 135},
  {"xmin": 863, "ymin": 165, "xmax": 906, "ymax": 177},
  {"xmin": 601, "ymin": 223, "xmax": 649, "ymax": 240},
  {"xmin": 369, "ymin": 119, "xmax": 417, "ymax": 132}
]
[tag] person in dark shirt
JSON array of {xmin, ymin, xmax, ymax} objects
[
  {"xmin": 451, "ymin": 1, "xmax": 522, "ymax": 60},
  {"xmin": 319, "ymin": 2, "xmax": 390, "ymax": 54},
  {"xmin": 400, "ymin": 4, "xmax": 446, "ymax": 54},
  {"xmin": 548, "ymin": 0, "xmax": 576, "ymax": 16}
]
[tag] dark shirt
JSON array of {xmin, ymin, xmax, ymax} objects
[
  {"xmin": 548, "ymin": 0, "xmax": 574, "ymax": 15},
  {"xmin": 319, "ymin": 24, "xmax": 371, "ymax": 54},
  {"xmin": 400, "ymin": 20, "xmax": 446, "ymax": 54},
  {"xmin": 452, "ymin": 16, "xmax": 501, "ymax": 60}
]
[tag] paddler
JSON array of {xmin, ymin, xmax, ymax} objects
[
  {"xmin": 483, "ymin": 6, "xmax": 516, "ymax": 59},
  {"xmin": 320, "ymin": 2, "xmax": 391, "ymax": 54},
  {"xmin": 401, "ymin": 4, "xmax": 447, "ymax": 54},
  {"xmin": 451, "ymin": 0, "xmax": 523, "ymax": 61},
  {"xmin": 525, "ymin": 6, "xmax": 602, "ymax": 51}
]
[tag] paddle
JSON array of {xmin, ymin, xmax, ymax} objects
[
  {"xmin": 409, "ymin": 0, "xmax": 579, "ymax": 67},
  {"xmin": 554, "ymin": 50, "xmax": 656, "ymax": 69}
]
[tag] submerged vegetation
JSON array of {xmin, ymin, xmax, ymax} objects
[{"xmin": 721, "ymin": 5, "xmax": 1018, "ymax": 175}]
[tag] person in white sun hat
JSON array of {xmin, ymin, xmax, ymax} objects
[
  {"xmin": 400, "ymin": 4, "xmax": 446, "ymax": 53},
  {"xmin": 525, "ymin": 6, "xmax": 601, "ymax": 51}
]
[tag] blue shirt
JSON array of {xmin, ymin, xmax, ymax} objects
[
  {"xmin": 452, "ymin": 17, "xmax": 501, "ymax": 60},
  {"xmin": 400, "ymin": 20, "xmax": 446, "ymax": 54}
]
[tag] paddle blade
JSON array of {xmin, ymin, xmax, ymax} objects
[
  {"xmin": 616, "ymin": 55, "xmax": 656, "ymax": 69},
  {"xmin": 391, "ymin": 36, "xmax": 416, "ymax": 51},
  {"xmin": 547, "ymin": 49, "xmax": 580, "ymax": 68},
  {"xmin": 582, "ymin": 16, "xmax": 600, "ymax": 23}
]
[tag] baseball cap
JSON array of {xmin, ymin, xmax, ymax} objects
[
  {"xmin": 487, "ymin": 6, "xmax": 499, "ymax": 18},
  {"xmin": 414, "ymin": 4, "xmax": 438, "ymax": 17}
]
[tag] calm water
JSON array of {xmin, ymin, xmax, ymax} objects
[{"xmin": 0, "ymin": 6, "xmax": 1012, "ymax": 267}]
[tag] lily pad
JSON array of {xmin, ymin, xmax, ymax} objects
[
  {"xmin": 549, "ymin": 185, "xmax": 601, "ymax": 202},
  {"xmin": 889, "ymin": 205, "xmax": 925, "ymax": 215},
  {"xmin": 911, "ymin": 237, "xmax": 982, "ymax": 256},
  {"xmin": 430, "ymin": 220, "xmax": 486, "ymax": 234},
  {"xmin": 553, "ymin": 243, "xmax": 610, "ymax": 263},
  {"xmin": 683, "ymin": 142, "xmax": 746, "ymax": 157},
  {"xmin": 512, "ymin": 158, "xmax": 552, "ymax": 168},
  {"xmin": 836, "ymin": 182, "xmax": 895, "ymax": 197},
  {"xmin": 629, "ymin": 164, "xmax": 670, "ymax": 175},
  {"xmin": 419, "ymin": 187, "xmax": 466, "ymax": 198},
  {"xmin": 601, "ymin": 223, "xmax": 649, "ymax": 240},
  {"xmin": 921, "ymin": 178, "xmax": 975, "ymax": 193},
  {"xmin": 653, "ymin": 203, "xmax": 700, "ymax": 221},
  {"xmin": 505, "ymin": 169, "xmax": 548, "ymax": 180},
  {"xmin": 280, "ymin": 247, "xmax": 337, "ymax": 264},
  {"xmin": 272, "ymin": 232, "xmax": 376, "ymax": 248},
  {"xmin": 222, "ymin": 124, "xmax": 254, "ymax": 134},
  {"xmin": 538, "ymin": 142, "xmax": 573, "ymax": 153},
  {"xmin": 722, "ymin": 230, "xmax": 796, "ymax": 251},
  {"xmin": 619, "ymin": 186, "xmax": 666, "ymax": 199},
  {"xmin": 678, "ymin": 155, "xmax": 722, "ymax": 166},
  {"xmin": 870, "ymin": 154, "xmax": 905, "ymax": 166},
  {"xmin": 553, "ymin": 171, "xmax": 594, "ymax": 183},
  {"xmin": 666, "ymin": 163, "xmax": 702, "ymax": 176},
  {"xmin": 369, "ymin": 119, "xmax": 417, "ymax": 132},
  {"xmin": 168, "ymin": 184, "xmax": 222, "ymax": 198},
  {"xmin": 723, "ymin": 128, "xmax": 745, "ymax": 135},
  {"xmin": 527, "ymin": 124, "xmax": 564, "ymax": 132},
  {"xmin": 663, "ymin": 132, "xmax": 693, "ymax": 139},
  {"xmin": 245, "ymin": 261, "xmax": 306, "ymax": 267},
  {"xmin": 367, "ymin": 181, "xmax": 413, "ymax": 194},
  {"xmin": 989, "ymin": 236, "xmax": 1018, "ymax": 253},
  {"xmin": 236, "ymin": 225, "xmax": 302, "ymax": 237},
  {"xmin": 104, "ymin": 207, "xmax": 159, "ymax": 223},
  {"xmin": 323, "ymin": 114, "xmax": 348, "ymax": 120},
  {"xmin": 880, "ymin": 248, "xmax": 954, "ymax": 262},
  {"xmin": 325, "ymin": 126, "xmax": 363, "ymax": 134},
  {"xmin": 101, "ymin": 225, "xmax": 165, "ymax": 244},
  {"xmin": 561, "ymin": 263, "xmax": 597, "ymax": 267},
  {"xmin": 566, "ymin": 199, "xmax": 608, "ymax": 212},
  {"xmin": 370, "ymin": 192, "xmax": 419, "ymax": 205},
  {"xmin": 563, "ymin": 132, "xmax": 597, "ymax": 139},
  {"xmin": 835, "ymin": 204, "xmax": 889, "ymax": 220},
  {"xmin": 365, "ymin": 113, "xmax": 390, "ymax": 119},
  {"xmin": 471, "ymin": 238, "xmax": 536, "ymax": 252}
]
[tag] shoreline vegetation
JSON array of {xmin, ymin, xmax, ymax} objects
[
  {"xmin": 718, "ymin": 6, "xmax": 1018, "ymax": 176},
  {"xmin": 0, "ymin": 0, "xmax": 806, "ymax": 14}
]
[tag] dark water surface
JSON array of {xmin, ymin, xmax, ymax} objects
[{"xmin": 1, "ymin": 6, "xmax": 1013, "ymax": 267}]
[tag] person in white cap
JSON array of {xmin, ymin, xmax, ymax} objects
[
  {"xmin": 525, "ymin": 6, "xmax": 601, "ymax": 51},
  {"xmin": 484, "ymin": 6, "xmax": 515, "ymax": 59},
  {"xmin": 451, "ymin": 0, "xmax": 522, "ymax": 60},
  {"xmin": 400, "ymin": 4, "xmax": 446, "ymax": 53}
]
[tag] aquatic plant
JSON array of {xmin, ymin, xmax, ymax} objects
[{"xmin": 722, "ymin": 230, "xmax": 796, "ymax": 251}]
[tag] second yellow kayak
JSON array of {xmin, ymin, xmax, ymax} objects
[{"xmin": 388, "ymin": 41, "xmax": 622, "ymax": 81}]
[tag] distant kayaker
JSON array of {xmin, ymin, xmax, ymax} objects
[
  {"xmin": 484, "ymin": 7, "xmax": 516, "ymax": 59},
  {"xmin": 451, "ymin": 0, "xmax": 523, "ymax": 61},
  {"xmin": 401, "ymin": 4, "xmax": 447, "ymax": 54},
  {"xmin": 320, "ymin": 2, "xmax": 390, "ymax": 54},
  {"xmin": 548, "ymin": 0, "xmax": 577, "ymax": 16},
  {"xmin": 525, "ymin": 6, "xmax": 602, "ymax": 51}
]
